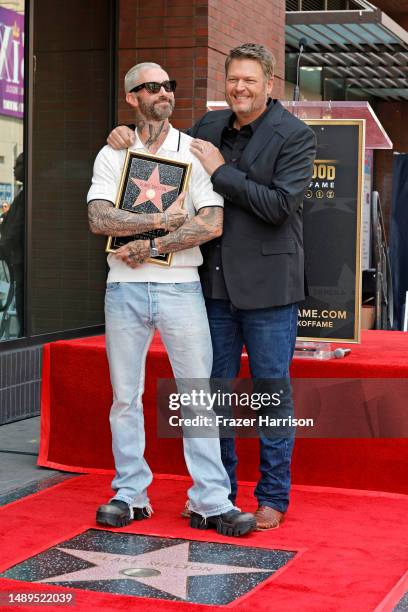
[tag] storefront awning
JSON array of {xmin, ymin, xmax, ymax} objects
[{"xmin": 286, "ymin": 0, "xmax": 408, "ymax": 100}]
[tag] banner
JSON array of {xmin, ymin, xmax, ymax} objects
[
  {"xmin": 362, "ymin": 149, "xmax": 373, "ymax": 270},
  {"xmin": 298, "ymin": 120, "xmax": 364, "ymax": 342},
  {"xmin": 390, "ymin": 153, "xmax": 408, "ymax": 330},
  {"xmin": 0, "ymin": 6, "xmax": 25, "ymax": 119}
]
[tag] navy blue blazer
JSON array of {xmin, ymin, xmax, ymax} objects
[{"xmin": 189, "ymin": 100, "xmax": 316, "ymax": 309}]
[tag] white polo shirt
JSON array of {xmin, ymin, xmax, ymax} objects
[{"xmin": 87, "ymin": 125, "xmax": 223, "ymax": 283}]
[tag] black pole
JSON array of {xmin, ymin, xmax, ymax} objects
[{"xmin": 293, "ymin": 38, "xmax": 307, "ymax": 102}]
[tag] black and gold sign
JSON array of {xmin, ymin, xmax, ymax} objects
[
  {"xmin": 106, "ymin": 151, "xmax": 191, "ymax": 265},
  {"xmin": 298, "ymin": 120, "xmax": 364, "ymax": 342}
]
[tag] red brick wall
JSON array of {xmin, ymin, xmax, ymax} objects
[
  {"xmin": 207, "ymin": 0, "xmax": 285, "ymax": 102},
  {"xmin": 118, "ymin": 0, "xmax": 285, "ymax": 128},
  {"xmin": 118, "ymin": 0, "xmax": 209, "ymax": 130}
]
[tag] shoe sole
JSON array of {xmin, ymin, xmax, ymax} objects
[
  {"xmin": 96, "ymin": 509, "xmax": 149, "ymax": 527},
  {"xmin": 255, "ymin": 521, "xmax": 283, "ymax": 531},
  {"xmin": 255, "ymin": 515, "xmax": 285, "ymax": 531},
  {"xmin": 190, "ymin": 514, "xmax": 256, "ymax": 536},
  {"xmin": 96, "ymin": 511, "xmax": 130, "ymax": 528}
]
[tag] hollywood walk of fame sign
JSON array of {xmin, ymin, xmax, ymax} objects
[
  {"xmin": 1, "ymin": 530, "xmax": 296, "ymax": 605},
  {"xmin": 106, "ymin": 151, "xmax": 191, "ymax": 265},
  {"xmin": 298, "ymin": 120, "xmax": 365, "ymax": 342}
]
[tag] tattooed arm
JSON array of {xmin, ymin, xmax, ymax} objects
[
  {"xmin": 113, "ymin": 206, "xmax": 223, "ymax": 268},
  {"xmin": 88, "ymin": 196, "xmax": 187, "ymax": 236},
  {"xmin": 156, "ymin": 206, "xmax": 222, "ymax": 252},
  {"xmin": 88, "ymin": 200, "xmax": 163, "ymax": 236}
]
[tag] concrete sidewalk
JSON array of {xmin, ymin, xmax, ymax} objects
[{"xmin": 0, "ymin": 417, "xmax": 76, "ymax": 505}]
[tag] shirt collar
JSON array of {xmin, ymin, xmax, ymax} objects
[{"xmin": 132, "ymin": 123, "xmax": 180, "ymax": 152}]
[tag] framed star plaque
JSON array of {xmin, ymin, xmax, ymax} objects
[{"xmin": 106, "ymin": 150, "xmax": 191, "ymax": 265}]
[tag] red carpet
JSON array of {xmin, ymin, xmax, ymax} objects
[
  {"xmin": 38, "ymin": 330, "xmax": 408, "ymax": 494},
  {"xmin": 0, "ymin": 475, "xmax": 407, "ymax": 611}
]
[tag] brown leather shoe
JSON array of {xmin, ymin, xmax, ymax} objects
[{"xmin": 254, "ymin": 506, "xmax": 285, "ymax": 530}]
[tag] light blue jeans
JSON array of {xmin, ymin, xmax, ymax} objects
[{"xmin": 104, "ymin": 281, "xmax": 234, "ymax": 517}]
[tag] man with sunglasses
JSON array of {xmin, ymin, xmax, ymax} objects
[
  {"xmin": 87, "ymin": 62, "xmax": 256, "ymax": 537},
  {"xmin": 107, "ymin": 44, "xmax": 316, "ymax": 532}
]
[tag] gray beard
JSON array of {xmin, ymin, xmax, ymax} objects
[{"xmin": 139, "ymin": 97, "xmax": 175, "ymax": 121}]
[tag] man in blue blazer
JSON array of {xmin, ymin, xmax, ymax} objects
[{"xmin": 107, "ymin": 43, "xmax": 316, "ymax": 530}]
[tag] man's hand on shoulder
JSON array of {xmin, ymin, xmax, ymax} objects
[
  {"xmin": 190, "ymin": 139, "xmax": 225, "ymax": 176},
  {"xmin": 107, "ymin": 126, "xmax": 136, "ymax": 150}
]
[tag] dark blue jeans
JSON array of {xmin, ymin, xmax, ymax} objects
[{"xmin": 205, "ymin": 298, "xmax": 298, "ymax": 513}]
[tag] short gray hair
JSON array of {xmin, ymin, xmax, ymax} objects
[
  {"xmin": 124, "ymin": 62, "xmax": 163, "ymax": 94},
  {"xmin": 225, "ymin": 43, "xmax": 275, "ymax": 80}
]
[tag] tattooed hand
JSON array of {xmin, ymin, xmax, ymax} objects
[
  {"xmin": 165, "ymin": 192, "xmax": 188, "ymax": 231},
  {"xmin": 114, "ymin": 239, "xmax": 150, "ymax": 268}
]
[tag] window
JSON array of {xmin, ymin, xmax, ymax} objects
[{"xmin": 0, "ymin": 0, "xmax": 25, "ymax": 341}]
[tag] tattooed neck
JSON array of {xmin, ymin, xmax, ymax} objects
[{"xmin": 137, "ymin": 120, "xmax": 170, "ymax": 153}]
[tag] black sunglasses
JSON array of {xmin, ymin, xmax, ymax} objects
[{"xmin": 130, "ymin": 80, "xmax": 177, "ymax": 94}]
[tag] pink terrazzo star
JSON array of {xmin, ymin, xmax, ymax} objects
[
  {"xmin": 131, "ymin": 165, "xmax": 177, "ymax": 212},
  {"xmin": 38, "ymin": 542, "xmax": 272, "ymax": 600}
]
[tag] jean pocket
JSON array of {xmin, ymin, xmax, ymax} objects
[
  {"xmin": 173, "ymin": 281, "xmax": 202, "ymax": 294},
  {"xmin": 106, "ymin": 282, "xmax": 121, "ymax": 293}
]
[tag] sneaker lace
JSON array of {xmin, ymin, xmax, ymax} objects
[{"xmin": 142, "ymin": 504, "xmax": 154, "ymax": 518}]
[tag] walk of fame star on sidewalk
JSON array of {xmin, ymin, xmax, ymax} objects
[
  {"xmin": 38, "ymin": 542, "xmax": 272, "ymax": 600},
  {"xmin": 131, "ymin": 166, "xmax": 177, "ymax": 212},
  {"xmin": 2, "ymin": 531, "xmax": 295, "ymax": 605}
]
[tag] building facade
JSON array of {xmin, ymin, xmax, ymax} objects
[
  {"xmin": 0, "ymin": 0, "xmax": 284, "ymax": 423},
  {"xmin": 0, "ymin": 0, "xmax": 406, "ymax": 423}
]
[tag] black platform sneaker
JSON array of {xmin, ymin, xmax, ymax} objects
[
  {"xmin": 190, "ymin": 509, "xmax": 256, "ymax": 537},
  {"xmin": 96, "ymin": 500, "xmax": 152, "ymax": 527}
]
